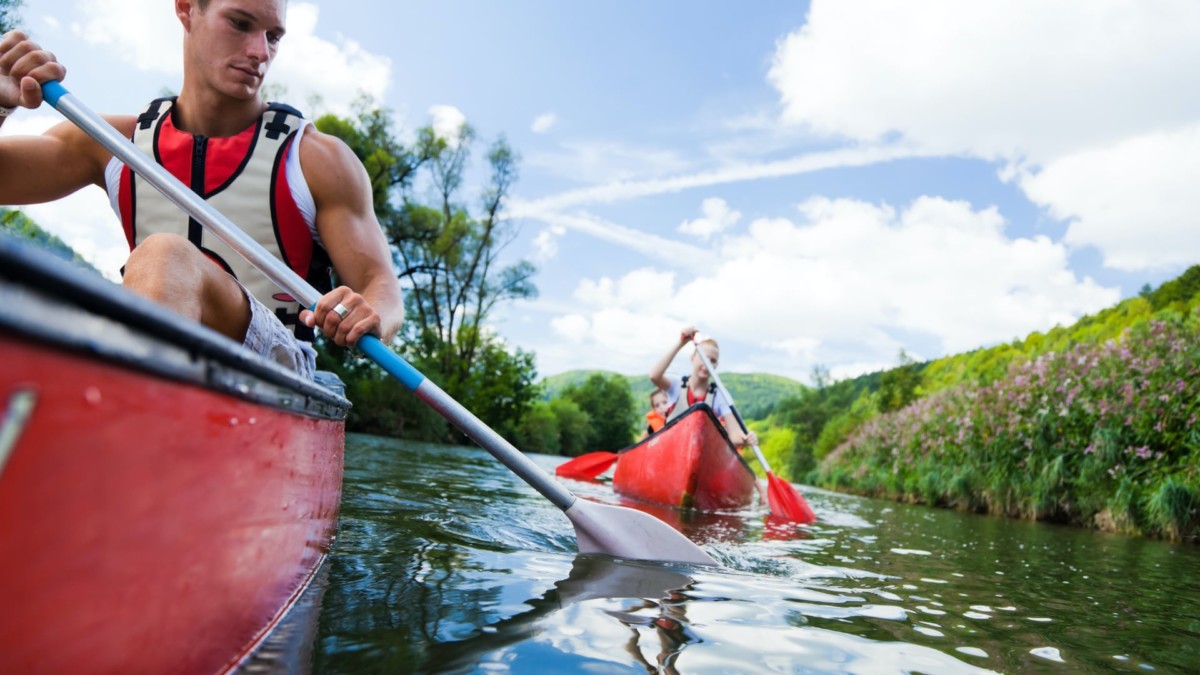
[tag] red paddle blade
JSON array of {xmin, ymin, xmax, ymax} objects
[
  {"xmin": 766, "ymin": 472, "xmax": 816, "ymax": 524},
  {"xmin": 555, "ymin": 451, "xmax": 619, "ymax": 480}
]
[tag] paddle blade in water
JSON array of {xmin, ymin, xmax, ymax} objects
[
  {"xmin": 766, "ymin": 472, "xmax": 816, "ymax": 524},
  {"xmin": 555, "ymin": 451, "xmax": 619, "ymax": 480},
  {"xmin": 565, "ymin": 498, "xmax": 716, "ymax": 566}
]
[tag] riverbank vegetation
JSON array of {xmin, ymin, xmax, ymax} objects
[{"xmin": 762, "ymin": 267, "xmax": 1200, "ymax": 542}]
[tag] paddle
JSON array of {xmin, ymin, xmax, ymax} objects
[
  {"xmin": 691, "ymin": 337, "xmax": 816, "ymax": 524},
  {"xmin": 555, "ymin": 451, "xmax": 618, "ymax": 480},
  {"xmin": 40, "ymin": 81, "xmax": 716, "ymax": 566}
]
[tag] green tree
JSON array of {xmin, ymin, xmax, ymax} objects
[
  {"xmin": 312, "ymin": 104, "xmax": 540, "ymax": 442},
  {"xmin": 877, "ymin": 349, "xmax": 923, "ymax": 412},
  {"xmin": 453, "ymin": 334, "xmax": 539, "ymax": 443},
  {"xmin": 561, "ymin": 373, "xmax": 637, "ymax": 452},
  {"xmin": 514, "ymin": 397, "xmax": 591, "ymax": 456},
  {"xmin": 389, "ymin": 124, "xmax": 539, "ymax": 442},
  {"xmin": 395, "ymin": 129, "xmax": 536, "ymax": 381},
  {"xmin": 1, "ymin": 0, "xmax": 22, "ymax": 34},
  {"xmin": 550, "ymin": 398, "xmax": 591, "ymax": 456},
  {"xmin": 515, "ymin": 401, "xmax": 559, "ymax": 454}
]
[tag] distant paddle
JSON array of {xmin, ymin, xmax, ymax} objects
[
  {"xmin": 692, "ymin": 338, "xmax": 816, "ymax": 524},
  {"xmin": 41, "ymin": 81, "xmax": 717, "ymax": 567},
  {"xmin": 555, "ymin": 451, "xmax": 619, "ymax": 480}
]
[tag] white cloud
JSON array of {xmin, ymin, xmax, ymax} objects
[
  {"xmin": 269, "ymin": 4, "xmax": 391, "ymax": 115},
  {"xmin": 523, "ymin": 140, "xmax": 693, "ymax": 185},
  {"xmin": 769, "ymin": 0, "xmax": 1200, "ymax": 164},
  {"xmin": 1018, "ymin": 124, "xmax": 1200, "ymax": 272},
  {"xmin": 535, "ymin": 196, "xmax": 1118, "ymax": 380},
  {"xmin": 531, "ymin": 112, "xmax": 557, "ymax": 134},
  {"xmin": 550, "ymin": 314, "xmax": 590, "ymax": 343},
  {"xmin": 75, "ymin": 0, "xmax": 182, "ymax": 75},
  {"xmin": 678, "ymin": 197, "xmax": 741, "ymax": 239},
  {"xmin": 524, "ymin": 211, "xmax": 717, "ymax": 273},
  {"xmin": 547, "ymin": 308, "xmax": 684, "ymax": 375},
  {"xmin": 428, "ymin": 104, "xmax": 467, "ymax": 147},
  {"xmin": 768, "ymin": 0, "xmax": 1200, "ymax": 274},
  {"xmin": 574, "ymin": 268, "xmax": 676, "ymax": 313},
  {"xmin": 532, "ymin": 225, "xmax": 565, "ymax": 260},
  {"xmin": 511, "ymin": 143, "xmax": 920, "ymax": 215}
]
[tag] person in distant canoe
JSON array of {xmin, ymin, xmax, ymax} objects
[
  {"xmin": 649, "ymin": 326, "xmax": 759, "ymax": 448},
  {"xmin": 637, "ymin": 388, "xmax": 672, "ymax": 440},
  {"xmin": 0, "ymin": 0, "xmax": 403, "ymax": 381}
]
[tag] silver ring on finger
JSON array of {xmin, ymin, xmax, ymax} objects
[{"xmin": 333, "ymin": 303, "xmax": 349, "ymax": 319}]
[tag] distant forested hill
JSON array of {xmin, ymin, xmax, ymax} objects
[{"xmin": 540, "ymin": 369, "xmax": 806, "ymax": 419}]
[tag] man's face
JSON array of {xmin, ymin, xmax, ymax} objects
[{"xmin": 183, "ymin": 0, "xmax": 287, "ymax": 100}]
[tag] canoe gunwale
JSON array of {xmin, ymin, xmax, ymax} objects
[
  {"xmin": 0, "ymin": 234, "xmax": 348, "ymax": 420},
  {"xmin": 619, "ymin": 402, "xmax": 755, "ymax": 475}
]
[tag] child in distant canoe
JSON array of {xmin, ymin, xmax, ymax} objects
[
  {"xmin": 638, "ymin": 388, "xmax": 672, "ymax": 439},
  {"xmin": 648, "ymin": 325, "xmax": 758, "ymax": 448}
]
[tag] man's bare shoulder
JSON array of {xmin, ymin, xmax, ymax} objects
[
  {"xmin": 297, "ymin": 125, "xmax": 358, "ymax": 168},
  {"xmin": 296, "ymin": 125, "xmax": 369, "ymax": 200}
]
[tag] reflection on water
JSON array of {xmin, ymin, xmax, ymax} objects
[{"xmin": 300, "ymin": 434, "xmax": 1200, "ymax": 673}]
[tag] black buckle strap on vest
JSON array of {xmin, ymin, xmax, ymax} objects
[
  {"xmin": 264, "ymin": 110, "xmax": 292, "ymax": 140},
  {"xmin": 137, "ymin": 97, "xmax": 173, "ymax": 131},
  {"xmin": 264, "ymin": 103, "xmax": 302, "ymax": 140},
  {"xmin": 680, "ymin": 375, "xmax": 717, "ymax": 406}
]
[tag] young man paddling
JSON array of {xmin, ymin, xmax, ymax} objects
[{"xmin": 0, "ymin": 0, "xmax": 403, "ymax": 379}]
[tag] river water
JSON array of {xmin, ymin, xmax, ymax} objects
[{"xmin": 301, "ymin": 433, "xmax": 1200, "ymax": 673}]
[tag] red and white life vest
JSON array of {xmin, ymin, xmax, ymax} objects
[
  {"xmin": 115, "ymin": 97, "xmax": 331, "ymax": 341},
  {"xmin": 665, "ymin": 375, "xmax": 718, "ymax": 422}
]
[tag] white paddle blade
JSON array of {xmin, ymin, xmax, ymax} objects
[{"xmin": 565, "ymin": 499, "xmax": 717, "ymax": 566}]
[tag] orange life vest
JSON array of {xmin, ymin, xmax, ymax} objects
[{"xmin": 645, "ymin": 409, "xmax": 666, "ymax": 435}]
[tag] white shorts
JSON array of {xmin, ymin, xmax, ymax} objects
[{"xmin": 241, "ymin": 286, "xmax": 317, "ymax": 380}]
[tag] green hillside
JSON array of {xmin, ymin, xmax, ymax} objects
[{"xmin": 540, "ymin": 369, "xmax": 806, "ymax": 419}]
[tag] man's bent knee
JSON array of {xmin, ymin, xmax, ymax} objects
[{"xmin": 125, "ymin": 233, "xmax": 205, "ymax": 279}]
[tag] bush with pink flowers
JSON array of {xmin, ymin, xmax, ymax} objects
[{"xmin": 816, "ymin": 309, "xmax": 1200, "ymax": 541}]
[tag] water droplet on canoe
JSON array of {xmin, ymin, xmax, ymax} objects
[{"xmin": 84, "ymin": 387, "xmax": 101, "ymax": 405}]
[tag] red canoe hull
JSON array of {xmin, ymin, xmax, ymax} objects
[
  {"xmin": 612, "ymin": 404, "xmax": 756, "ymax": 511},
  {"xmin": 0, "ymin": 237, "xmax": 348, "ymax": 674}
]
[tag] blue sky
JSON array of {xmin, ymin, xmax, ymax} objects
[{"xmin": 7, "ymin": 0, "xmax": 1200, "ymax": 383}]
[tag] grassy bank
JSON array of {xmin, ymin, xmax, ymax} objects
[{"xmin": 813, "ymin": 309, "xmax": 1200, "ymax": 542}]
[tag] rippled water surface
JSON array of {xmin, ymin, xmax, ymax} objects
[{"xmin": 306, "ymin": 434, "xmax": 1200, "ymax": 673}]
